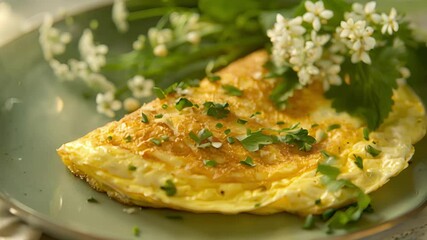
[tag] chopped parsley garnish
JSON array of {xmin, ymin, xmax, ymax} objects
[
  {"xmin": 363, "ymin": 128, "xmax": 370, "ymax": 141},
  {"xmin": 227, "ymin": 136, "xmax": 235, "ymax": 144},
  {"xmin": 154, "ymin": 114, "xmax": 163, "ymax": 119},
  {"xmin": 150, "ymin": 138, "xmax": 162, "ymax": 146},
  {"xmin": 215, "ymin": 123, "xmax": 223, "ymax": 128},
  {"xmin": 175, "ymin": 98, "xmax": 193, "ymax": 111},
  {"xmin": 203, "ymin": 159, "xmax": 217, "ymax": 167},
  {"xmin": 189, "ymin": 128, "xmax": 217, "ymax": 148},
  {"xmin": 354, "ymin": 155, "xmax": 363, "ymax": 170},
  {"xmin": 162, "ymin": 104, "xmax": 169, "ymax": 109},
  {"xmin": 276, "ymin": 121, "xmax": 285, "ymax": 125},
  {"xmin": 224, "ymin": 129, "xmax": 231, "ymax": 135},
  {"xmin": 153, "ymin": 87, "xmax": 166, "ymax": 99},
  {"xmin": 133, "ymin": 226, "xmax": 140, "ymax": 237},
  {"xmin": 160, "ymin": 180, "xmax": 177, "ymax": 196},
  {"xmin": 240, "ymin": 156, "xmax": 256, "ymax": 167},
  {"xmin": 237, "ymin": 119, "xmax": 247, "ymax": 125},
  {"xmin": 222, "ymin": 84, "xmax": 243, "ymax": 96},
  {"xmin": 303, "ymin": 214, "xmax": 315, "ymax": 230},
  {"xmin": 141, "ymin": 112, "xmax": 149, "ymax": 123},
  {"xmin": 87, "ymin": 197, "xmax": 98, "ymax": 203},
  {"xmin": 239, "ymin": 131, "xmax": 274, "ymax": 152},
  {"xmin": 124, "ymin": 136, "xmax": 133, "ymax": 142},
  {"xmin": 365, "ymin": 145, "xmax": 381, "ymax": 157},
  {"xmin": 254, "ymin": 203, "xmax": 261, "ymax": 208},
  {"xmin": 207, "ymin": 75, "xmax": 221, "ymax": 82},
  {"xmin": 203, "ymin": 102, "xmax": 230, "ymax": 119},
  {"xmin": 128, "ymin": 165, "xmax": 137, "ymax": 171},
  {"xmin": 327, "ymin": 124, "xmax": 341, "ymax": 132},
  {"xmin": 250, "ymin": 112, "xmax": 261, "ymax": 118},
  {"xmin": 161, "ymin": 135, "xmax": 169, "ymax": 141},
  {"xmin": 317, "ymin": 164, "xmax": 340, "ymax": 180},
  {"xmin": 107, "ymin": 136, "xmax": 113, "ymax": 141},
  {"xmin": 311, "ymin": 123, "xmax": 319, "ymax": 128},
  {"xmin": 315, "ymin": 199, "xmax": 321, "ymax": 205},
  {"xmin": 278, "ymin": 126, "xmax": 316, "ymax": 152}
]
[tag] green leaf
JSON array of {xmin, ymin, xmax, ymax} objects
[
  {"xmin": 326, "ymin": 47, "xmax": 400, "ymax": 130},
  {"xmin": 363, "ymin": 128, "xmax": 370, "ymax": 141},
  {"xmin": 203, "ymin": 159, "xmax": 217, "ymax": 167},
  {"xmin": 365, "ymin": 145, "xmax": 381, "ymax": 157},
  {"xmin": 141, "ymin": 112, "xmax": 149, "ymax": 123},
  {"xmin": 317, "ymin": 164, "xmax": 340, "ymax": 180},
  {"xmin": 239, "ymin": 131, "xmax": 274, "ymax": 152},
  {"xmin": 303, "ymin": 214, "xmax": 315, "ymax": 230},
  {"xmin": 153, "ymin": 87, "xmax": 166, "ymax": 99},
  {"xmin": 160, "ymin": 180, "xmax": 177, "ymax": 196},
  {"xmin": 240, "ymin": 156, "xmax": 256, "ymax": 167},
  {"xmin": 150, "ymin": 138, "xmax": 162, "ymax": 146},
  {"xmin": 269, "ymin": 70, "xmax": 301, "ymax": 110},
  {"xmin": 222, "ymin": 84, "xmax": 243, "ymax": 96},
  {"xmin": 175, "ymin": 98, "xmax": 194, "ymax": 111},
  {"xmin": 203, "ymin": 102, "xmax": 230, "ymax": 119},
  {"xmin": 128, "ymin": 165, "xmax": 137, "ymax": 171},
  {"xmin": 279, "ymin": 128, "xmax": 316, "ymax": 151},
  {"xmin": 354, "ymin": 155, "xmax": 363, "ymax": 170},
  {"xmin": 199, "ymin": 0, "xmax": 260, "ymax": 23},
  {"xmin": 327, "ymin": 124, "xmax": 341, "ymax": 132}
]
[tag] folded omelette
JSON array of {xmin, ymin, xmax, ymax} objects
[{"xmin": 57, "ymin": 51, "xmax": 426, "ymax": 215}]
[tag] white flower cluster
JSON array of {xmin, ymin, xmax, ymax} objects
[
  {"xmin": 39, "ymin": 15, "xmax": 72, "ymax": 60},
  {"xmin": 147, "ymin": 12, "xmax": 209, "ymax": 57},
  {"xmin": 268, "ymin": 1, "xmax": 401, "ymax": 90}
]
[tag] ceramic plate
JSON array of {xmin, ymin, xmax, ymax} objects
[{"xmin": 0, "ymin": 2, "xmax": 427, "ymax": 240}]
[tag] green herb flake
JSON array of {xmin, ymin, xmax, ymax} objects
[
  {"xmin": 224, "ymin": 129, "xmax": 231, "ymax": 135},
  {"xmin": 315, "ymin": 199, "xmax": 321, "ymax": 205},
  {"xmin": 161, "ymin": 135, "xmax": 169, "ymax": 141},
  {"xmin": 327, "ymin": 124, "xmax": 341, "ymax": 132},
  {"xmin": 250, "ymin": 112, "xmax": 261, "ymax": 118},
  {"xmin": 141, "ymin": 112, "xmax": 149, "ymax": 123},
  {"xmin": 237, "ymin": 118, "xmax": 247, "ymax": 125},
  {"xmin": 107, "ymin": 136, "xmax": 113, "ymax": 141},
  {"xmin": 240, "ymin": 156, "xmax": 256, "ymax": 167},
  {"xmin": 133, "ymin": 226, "xmax": 140, "ymax": 237},
  {"xmin": 175, "ymin": 98, "xmax": 193, "ymax": 111},
  {"xmin": 207, "ymin": 75, "xmax": 221, "ymax": 82},
  {"xmin": 254, "ymin": 203, "xmax": 261, "ymax": 208},
  {"xmin": 153, "ymin": 87, "xmax": 166, "ymax": 99},
  {"xmin": 365, "ymin": 145, "xmax": 381, "ymax": 157},
  {"xmin": 162, "ymin": 104, "xmax": 169, "ymax": 109},
  {"xmin": 322, "ymin": 209, "xmax": 336, "ymax": 221},
  {"xmin": 222, "ymin": 84, "xmax": 243, "ymax": 96},
  {"xmin": 204, "ymin": 102, "xmax": 230, "ymax": 119},
  {"xmin": 303, "ymin": 214, "xmax": 315, "ymax": 230},
  {"xmin": 203, "ymin": 159, "xmax": 217, "ymax": 167},
  {"xmin": 189, "ymin": 131, "xmax": 200, "ymax": 144},
  {"xmin": 311, "ymin": 123, "xmax": 319, "ymax": 128},
  {"xmin": 363, "ymin": 128, "xmax": 370, "ymax": 141},
  {"xmin": 354, "ymin": 155, "xmax": 363, "ymax": 170},
  {"xmin": 227, "ymin": 136, "xmax": 235, "ymax": 144},
  {"xmin": 125, "ymin": 136, "xmax": 133, "ymax": 143},
  {"xmin": 317, "ymin": 164, "xmax": 340, "ymax": 180},
  {"xmin": 128, "ymin": 165, "xmax": 137, "ymax": 171},
  {"xmin": 154, "ymin": 114, "xmax": 163, "ymax": 119},
  {"xmin": 276, "ymin": 121, "xmax": 285, "ymax": 125},
  {"xmin": 215, "ymin": 123, "xmax": 224, "ymax": 128},
  {"xmin": 160, "ymin": 180, "xmax": 177, "ymax": 196},
  {"xmin": 239, "ymin": 131, "xmax": 273, "ymax": 152},
  {"xmin": 279, "ymin": 127, "xmax": 316, "ymax": 152},
  {"xmin": 150, "ymin": 138, "xmax": 162, "ymax": 146},
  {"xmin": 87, "ymin": 197, "xmax": 98, "ymax": 203}
]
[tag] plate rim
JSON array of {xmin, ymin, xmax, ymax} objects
[{"xmin": 1, "ymin": 1, "xmax": 427, "ymax": 239}]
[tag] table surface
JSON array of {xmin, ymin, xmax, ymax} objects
[{"xmin": 0, "ymin": 0, "xmax": 427, "ymax": 239}]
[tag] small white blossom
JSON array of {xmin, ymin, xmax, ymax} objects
[
  {"xmin": 381, "ymin": 8, "xmax": 399, "ymax": 35},
  {"xmin": 397, "ymin": 66, "xmax": 411, "ymax": 85},
  {"xmin": 84, "ymin": 73, "xmax": 116, "ymax": 92},
  {"xmin": 49, "ymin": 59, "xmax": 73, "ymax": 80},
  {"xmin": 297, "ymin": 64, "xmax": 319, "ymax": 85},
  {"xmin": 153, "ymin": 44, "xmax": 168, "ymax": 57},
  {"xmin": 79, "ymin": 29, "xmax": 109, "ymax": 72},
  {"xmin": 68, "ymin": 59, "xmax": 89, "ymax": 79},
  {"xmin": 186, "ymin": 31, "xmax": 201, "ymax": 45},
  {"xmin": 317, "ymin": 59, "xmax": 342, "ymax": 90},
  {"xmin": 112, "ymin": 0, "xmax": 128, "ymax": 33},
  {"xmin": 123, "ymin": 97, "xmax": 141, "ymax": 112},
  {"xmin": 127, "ymin": 75, "xmax": 154, "ymax": 98},
  {"xmin": 96, "ymin": 92, "xmax": 122, "ymax": 117},
  {"xmin": 347, "ymin": 1, "xmax": 381, "ymax": 24},
  {"xmin": 148, "ymin": 28, "xmax": 173, "ymax": 47},
  {"xmin": 303, "ymin": 1, "xmax": 333, "ymax": 31},
  {"xmin": 132, "ymin": 35, "xmax": 146, "ymax": 51},
  {"xmin": 39, "ymin": 15, "xmax": 72, "ymax": 60}
]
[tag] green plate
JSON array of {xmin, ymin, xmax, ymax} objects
[{"xmin": 0, "ymin": 2, "xmax": 427, "ymax": 240}]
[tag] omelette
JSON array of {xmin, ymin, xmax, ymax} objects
[{"xmin": 57, "ymin": 51, "xmax": 426, "ymax": 215}]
